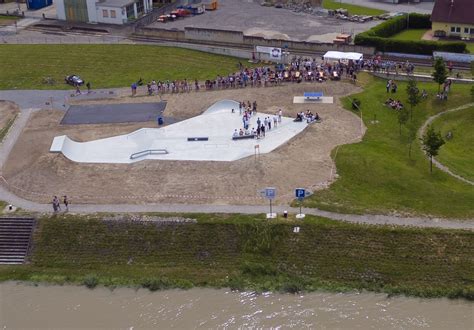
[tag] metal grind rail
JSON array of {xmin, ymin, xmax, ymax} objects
[{"xmin": 130, "ymin": 149, "xmax": 168, "ymax": 160}]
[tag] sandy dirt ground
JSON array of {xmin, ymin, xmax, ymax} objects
[
  {"xmin": 0, "ymin": 101, "xmax": 19, "ymax": 134},
  {"xmin": 2, "ymin": 81, "xmax": 364, "ymax": 205}
]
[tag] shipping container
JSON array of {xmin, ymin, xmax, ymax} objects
[{"xmin": 26, "ymin": 0, "xmax": 53, "ymax": 10}]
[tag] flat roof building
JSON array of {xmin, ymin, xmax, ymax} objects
[{"xmin": 55, "ymin": 0, "xmax": 153, "ymax": 25}]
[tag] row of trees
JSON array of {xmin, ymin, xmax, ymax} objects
[{"xmin": 395, "ymin": 58, "xmax": 447, "ymax": 173}]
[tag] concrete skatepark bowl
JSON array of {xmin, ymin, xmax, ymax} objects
[{"xmin": 50, "ymin": 100, "xmax": 309, "ymax": 163}]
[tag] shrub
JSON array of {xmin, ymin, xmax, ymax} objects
[
  {"xmin": 354, "ymin": 14, "xmax": 467, "ymax": 54},
  {"xmin": 241, "ymin": 261, "xmax": 278, "ymax": 277},
  {"xmin": 141, "ymin": 277, "xmax": 172, "ymax": 291},
  {"xmin": 352, "ymin": 98, "xmax": 361, "ymax": 110},
  {"xmin": 83, "ymin": 275, "xmax": 98, "ymax": 289}
]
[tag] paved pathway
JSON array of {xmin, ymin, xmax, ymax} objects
[
  {"xmin": 419, "ymin": 102, "xmax": 474, "ymax": 186},
  {"xmin": 0, "ymin": 90, "xmax": 473, "ymax": 230}
]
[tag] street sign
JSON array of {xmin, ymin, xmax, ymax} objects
[
  {"xmin": 295, "ymin": 188, "xmax": 306, "ymax": 200},
  {"xmin": 263, "ymin": 187, "xmax": 277, "ymax": 219},
  {"xmin": 265, "ymin": 187, "xmax": 276, "ymax": 200}
]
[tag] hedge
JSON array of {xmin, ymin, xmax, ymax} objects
[{"xmin": 355, "ymin": 14, "xmax": 467, "ymax": 55}]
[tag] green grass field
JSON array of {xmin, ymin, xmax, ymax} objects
[
  {"xmin": 0, "ymin": 45, "xmax": 248, "ymax": 90},
  {"xmin": 323, "ymin": 0, "xmax": 385, "ymax": 16},
  {"xmin": 301, "ymin": 73, "xmax": 474, "ymax": 218},
  {"xmin": 389, "ymin": 29, "xmax": 428, "ymax": 41},
  {"xmin": 388, "ymin": 29, "xmax": 474, "ymax": 54},
  {"xmin": 431, "ymin": 107, "xmax": 474, "ymax": 182},
  {"xmin": 0, "ymin": 15, "xmax": 17, "ymax": 21},
  {"xmin": 0, "ymin": 214, "xmax": 472, "ymax": 299}
]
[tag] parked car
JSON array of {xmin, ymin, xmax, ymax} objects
[{"xmin": 65, "ymin": 75, "xmax": 84, "ymax": 86}]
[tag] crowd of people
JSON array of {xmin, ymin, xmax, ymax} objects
[
  {"xmin": 128, "ymin": 55, "xmax": 427, "ymax": 97},
  {"xmin": 295, "ymin": 110, "xmax": 321, "ymax": 123},
  {"xmin": 384, "ymin": 98, "xmax": 404, "ymax": 110},
  {"xmin": 231, "ymin": 101, "xmax": 283, "ymax": 139}
]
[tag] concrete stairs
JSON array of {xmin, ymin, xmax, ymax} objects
[{"xmin": 0, "ymin": 217, "xmax": 35, "ymax": 264}]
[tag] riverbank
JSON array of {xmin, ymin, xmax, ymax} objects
[{"xmin": 1, "ymin": 213, "xmax": 472, "ymax": 300}]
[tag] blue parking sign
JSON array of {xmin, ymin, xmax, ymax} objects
[
  {"xmin": 265, "ymin": 187, "xmax": 276, "ymax": 200},
  {"xmin": 295, "ymin": 188, "xmax": 306, "ymax": 199}
]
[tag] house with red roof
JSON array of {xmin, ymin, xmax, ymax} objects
[{"xmin": 431, "ymin": 0, "xmax": 474, "ymax": 39}]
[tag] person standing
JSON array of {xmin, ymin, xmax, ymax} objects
[
  {"xmin": 53, "ymin": 196, "xmax": 61, "ymax": 212},
  {"xmin": 63, "ymin": 196, "xmax": 69, "ymax": 212},
  {"xmin": 278, "ymin": 109, "xmax": 282, "ymax": 123},
  {"xmin": 86, "ymin": 82, "xmax": 91, "ymax": 93},
  {"xmin": 52, "ymin": 196, "xmax": 58, "ymax": 212},
  {"xmin": 131, "ymin": 82, "xmax": 137, "ymax": 96}
]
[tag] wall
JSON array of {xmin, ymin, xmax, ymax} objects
[
  {"xmin": 96, "ymin": 6, "xmax": 126, "ymax": 25},
  {"xmin": 185, "ymin": 27, "xmax": 244, "ymax": 44},
  {"xmin": 135, "ymin": 27, "xmax": 375, "ymax": 55},
  {"xmin": 371, "ymin": 72, "xmax": 473, "ymax": 84},
  {"xmin": 55, "ymin": 0, "xmax": 66, "ymax": 20},
  {"xmin": 432, "ymin": 22, "xmax": 474, "ymax": 39},
  {"xmin": 137, "ymin": 27, "xmax": 186, "ymax": 40},
  {"xmin": 86, "ymin": 0, "xmax": 98, "ymax": 23}
]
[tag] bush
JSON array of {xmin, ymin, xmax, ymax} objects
[
  {"xmin": 354, "ymin": 14, "xmax": 467, "ymax": 54},
  {"xmin": 352, "ymin": 98, "xmax": 361, "ymax": 110},
  {"xmin": 241, "ymin": 261, "xmax": 278, "ymax": 277},
  {"xmin": 141, "ymin": 277, "xmax": 172, "ymax": 291},
  {"xmin": 83, "ymin": 275, "xmax": 98, "ymax": 289}
]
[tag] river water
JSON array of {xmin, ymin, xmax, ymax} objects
[{"xmin": 1, "ymin": 282, "xmax": 472, "ymax": 329}]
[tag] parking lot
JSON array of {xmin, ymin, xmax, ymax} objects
[{"xmin": 150, "ymin": 0, "xmax": 379, "ymax": 42}]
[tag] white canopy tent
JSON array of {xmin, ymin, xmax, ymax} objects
[{"xmin": 323, "ymin": 51, "xmax": 363, "ymax": 62}]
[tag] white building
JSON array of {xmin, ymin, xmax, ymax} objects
[{"xmin": 55, "ymin": 0, "xmax": 153, "ymax": 25}]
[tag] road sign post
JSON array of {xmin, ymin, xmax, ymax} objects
[
  {"xmin": 264, "ymin": 187, "xmax": 277, "ymax": 219},
  {"xmin": 295, "ymin": 188, "xmax": 306, "ymax": 219}
]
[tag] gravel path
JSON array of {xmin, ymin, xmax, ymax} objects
[
  {"xmin": 0, "ymin": 90, "xmax": 472, "ymax": 230},
  {"xmin": 419, "ymin": 102, "xmax": 474, "ymax": 186}
]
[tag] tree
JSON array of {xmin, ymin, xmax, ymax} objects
[
  {"xmin": 397, "ymin": 106, "xmax": 409, "ymax": 136},
  {"xmin": 407, "ymin": 121, "xmax": 417, "ymax": 159},
  {"xmin": 421, "ymin": 125, "xmax": 445, "ymax": 173},
  {"xmin": 406, "ymin": 77, "xmax": 420, "ymax": 120},
  {"xmin": 432, "ymin": 57, "xmax": 447, "ymax": 94}
]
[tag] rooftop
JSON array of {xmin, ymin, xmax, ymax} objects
[
  {"xmin": 97, "ymin": 0, "xmax": 136, "ymax": 8},
  {"xmin": 431, "ymin": 0, "xmax": 474, "ymax": 25}
]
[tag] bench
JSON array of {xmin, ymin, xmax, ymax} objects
[
  {"xmin": 304, "ymin": 92, "xmax": 323, "ymax": 101},
  {"xmin": 232, "ymin": 135, "xmax": 255, "ymax": 140}
]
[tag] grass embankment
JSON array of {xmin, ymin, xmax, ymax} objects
[
  {"xmin": 0, "ymin": 45, "xmax": 248, "ymax": 90},
  {"xmin": 302, "ymin": 73, "xmax": 474, "ymax": 218},
  {"xmin": 323, "ymin": 0, "xmax": 385, "ymax": 16},
  {"xmin": 0, "ymin": 214, "xmax": 473, "ymax": 299},
  {"xmin": 431, "ymin": 107, "xmax": 474, "ymax": 182}
]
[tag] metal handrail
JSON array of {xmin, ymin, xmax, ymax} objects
[{"xmin": 130, "ymin": 149, "xmax": 168, "ymax": 160}]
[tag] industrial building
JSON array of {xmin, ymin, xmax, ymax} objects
[{"xmin": 55, "ymin": 0, "xmax": 153, "ymax": 25}]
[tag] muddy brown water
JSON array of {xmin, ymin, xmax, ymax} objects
[{"xmin": 1, "ymin": 282, "xmax": 473, "ymax": 329}]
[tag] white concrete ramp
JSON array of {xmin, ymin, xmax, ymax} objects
[{"xmin": 50, "ymin": 100, "xmax": 308, "ymax": 163}]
